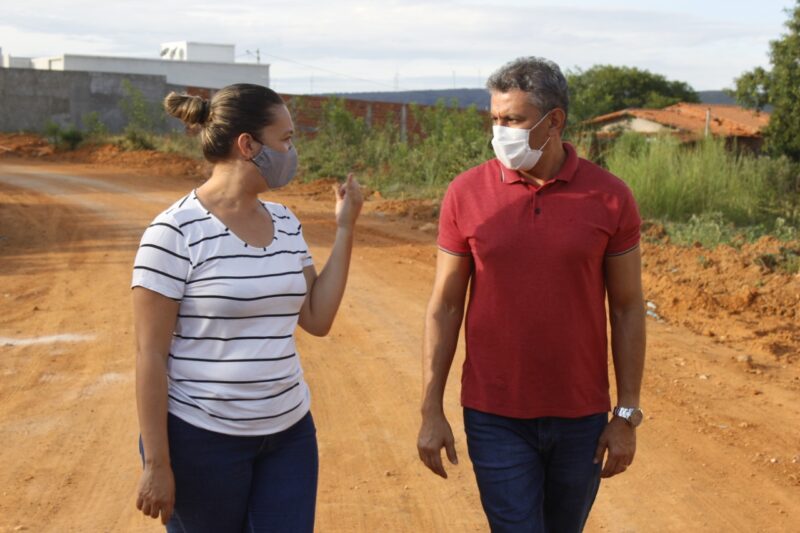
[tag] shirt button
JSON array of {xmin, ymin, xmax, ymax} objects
[{"xmin": 534, "ymin": 208, "xmax": 541, "ymax": 215}]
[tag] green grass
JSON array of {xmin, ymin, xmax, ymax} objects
[
  {"xmin": 149, "ymin": 131, "xmax": 203, "ymax": 159},
  {"xmin": 53, "ymin": 96, "xmax": 800, "ymax": 247},
  {"xmin": 294, "ymin": 97, "xmax": 493, "ymax": 198},
  {"xmin": 605, "ymin": 133, "xmax": 799, "ymax": 230}
]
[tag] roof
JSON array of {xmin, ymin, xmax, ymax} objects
[{"xmin": 585, "ymin": 103, "xmax": 770, "ymax": 138}]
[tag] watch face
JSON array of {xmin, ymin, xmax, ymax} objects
[{"xmin": 614, "ymin": 407, "xmax": 644, "ymax": 427}]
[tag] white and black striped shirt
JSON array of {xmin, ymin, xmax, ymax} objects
[{"xmin": 131, "ymin": 191, "xmax": 314, "ymax": 436}]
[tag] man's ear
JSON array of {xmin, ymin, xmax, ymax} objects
[{"xmin": 549, "ymin": 108, "xmax": 567, "ymax": 134}]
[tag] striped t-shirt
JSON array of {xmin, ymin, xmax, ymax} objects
[{"xmin": 131, "ymin": 191, "xmax": 314, "ymax": 436}]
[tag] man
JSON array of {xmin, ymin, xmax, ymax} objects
[{"xmin": 417, "ymin": 57, "xmax": 646, "ymax": 533}]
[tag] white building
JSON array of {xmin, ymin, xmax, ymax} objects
[{"xmin": 1, "ymin": 41, "xmax": 269, "ymax": 89}]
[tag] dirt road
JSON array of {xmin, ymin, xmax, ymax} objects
[{"xmin": 0, "ymin": 160, "xmax": 797, "ymax": 532}]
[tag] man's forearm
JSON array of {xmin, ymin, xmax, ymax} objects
[
  {"xmin": 610, "ymin": 305, "xmax": 646, "ymax": 406},
  {"xmin": 421, "ymin": 301, "xmax": 464, "ymax": 415}
]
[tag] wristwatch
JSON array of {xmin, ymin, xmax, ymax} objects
[{"xmin": 613, "ymin": 406, "xmax": 644, "ymax": 427}]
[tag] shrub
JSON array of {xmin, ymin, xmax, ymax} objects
[
  {"xmin": 42, "ymin": 120, "xmax": 84, "ymax": 150},
  {"xmin": 295, "ymin": 97, "xmax": 492, "ymax": 197},
  {"xmin": 117, "ymin": 128, "xmax": 156, "ymax": 151},
  {"xmin": 81, "ymin": 111, "xmax": 108, "ymax": 140},
  {"xmin": 59, "ymin": 127, "xmax": 85, "ymax": 150},
  {"xmin": 117, "ymin": 79, "xmax": 165, "ymax": 152}
]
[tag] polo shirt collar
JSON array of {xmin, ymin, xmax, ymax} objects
[{"xmin": 498, "ymin": 142, "xmax": 579, "ymax": 185}]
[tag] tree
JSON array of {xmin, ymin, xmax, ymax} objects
[
  {"xmin": 567, "ymin": 65, "xmax": 699, "ymax": 125},
  {"xmin": 731, "ymin": 2, "xmax": 800, "ymax": 160}
]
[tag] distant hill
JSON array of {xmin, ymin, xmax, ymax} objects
[
  {"xmin": 697, "ymin": 90, "xmax": 737, "ymax": 105},
  {"xmin": 334, "ymin": 89, "xmax": 490, "ymax": 110},
  {"xmin": 335, "ymin": 88, "xmax": 738, "ymax": 110}
]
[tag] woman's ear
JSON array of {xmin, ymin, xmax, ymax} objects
[{"xmin": 235, "ymin": 132, "xmax": 257, "ymax": 160}]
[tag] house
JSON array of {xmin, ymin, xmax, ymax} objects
[
  {"xmin": 583, "ymin": 103, "xmax": 770, "ymax": 152},
  {"xmin": 0, "ymin": 41, "xmax": 269, "ymax": 90}
]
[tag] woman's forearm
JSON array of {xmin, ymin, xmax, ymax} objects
[
  {"xmin": 132, "ymin": 288, "xmax": 181, "ymax": 465},
  {"xmin": 136, "ymin": 352, "xmax": 171, "ymax": 466},
  {"xmin": 303, "ymin": 226, "xmax": 355, "ymax": 336}
]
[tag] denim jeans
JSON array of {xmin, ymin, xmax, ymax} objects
[
  {"xmin": 140, "ymin": 411, "xmax": 318, "ymax": 533},
  {"xmin": 463, "ymin": 408, "xmax": 607, "ymax": 533}
]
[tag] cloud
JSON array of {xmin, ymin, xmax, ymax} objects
[
  {"xmin": 0, "ymin": 0, "xmax": 785, "ymax": 92},
  {"xmin": 0, "ymin": 25, "xmax": 120, "ymax": 57}
]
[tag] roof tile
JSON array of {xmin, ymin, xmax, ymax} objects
[{"xmin": 585, "ymin": 103, "xmax": 770, "ymax": 138}]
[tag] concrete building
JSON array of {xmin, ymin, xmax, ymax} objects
[
  {"xmin": 1, "ymin": 41, "xmax": 269, "ymax": 89},
  {"xmin": 0, "ymin": 46, "xmax": 34, "ymax": 68}
]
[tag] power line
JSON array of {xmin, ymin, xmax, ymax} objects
[{"xmin": 238, "ymin": 49, "xmax": 402, "ymax": 91}]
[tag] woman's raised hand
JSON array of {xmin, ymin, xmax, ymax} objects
[{"xmin": 334, "ymin": 173, "xmax": 364, "ymax": 230}]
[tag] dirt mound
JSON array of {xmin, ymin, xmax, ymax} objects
[
  {"xmin": 0, "ymin": 133, "xmax": 54, "ymax": 158},
  {"xmin": 290, "ymin": 177, "xmax": 342, "ymax": 199},
  {"xmin": 642, "ymin": 235, "xmax": 799, "ymax": 364},
  {"xmin": 372, "ymin": 198, "xmax": 440, "ymax": 220},
  {"xmin": 0, "ymin": 133, "xmax": 207, "ymax": 178},
  {"xmin": 58, "ymin": 143, "xmax": 208, "ymax": 178}
]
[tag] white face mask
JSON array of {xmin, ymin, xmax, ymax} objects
[{"xmin": 491, "ymin": 112, "xmax": 551, "ymax": 171}]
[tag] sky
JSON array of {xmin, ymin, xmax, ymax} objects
[{"xmin": 0, "ymin": 0, "xmax": 796, "ymax": 94}]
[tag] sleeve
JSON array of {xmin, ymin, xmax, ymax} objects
[
  {"xmin": 284, "ymin": 206, "xmax": 314, "ymax": 268},
  {"xmin": 131, "ymin": 213, "xmax": 191, "ymax": 299},
  {"xmin": 437, "ymin": 183, "xmax": 470, "ymax": 256},
  {"xmin": 605, "ymin": 184, "xmax": 642, "ymax": 256},
  {"xmin": 299, "ymin": 225, "xmax": 314, "ymax": 268}
]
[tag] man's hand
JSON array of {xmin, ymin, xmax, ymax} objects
[
  {"xmin": 593, "ymin": 417, "xmax": 636, "ymax": 478},
  {"xmin": 417, "ymin": 411, "xmax": 459, "ymax": 478}
]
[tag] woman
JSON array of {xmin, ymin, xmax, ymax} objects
[{"xmin": 132, "ymin": 83, "xmax": 362, "ymax": 532}]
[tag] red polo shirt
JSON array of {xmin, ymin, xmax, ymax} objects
[{"xmin": 438, "ymin": 143, "xmax": 641, "ymax": 419}]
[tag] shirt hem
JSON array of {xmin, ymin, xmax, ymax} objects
[
  {"xmin": 131, "ymin": 280, "xmax": 183, "ymax": 301},
  {"xmin": 437, "ymin": 245, "xmax": 471, "ymax": 257},
  {"xmin": 167, "ymin": 395, "xmax": 311, "ymax": 437},
  {"xmin": 461, "ymin": 399, "xmax": 611, "ymax": 420},
  {"xmin": 605, "ymin": 242, "xmax": 640, "ymax": 257}
]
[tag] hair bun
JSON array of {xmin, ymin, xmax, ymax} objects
[
  {"xmin": 163, "ymin": 92, "xmax": 210, "ymax": 126},
  {"xmin": 199, "ymin": 99, "xmax": 211, "ymax": 124}
]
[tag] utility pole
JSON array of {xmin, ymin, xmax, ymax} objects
[{"xmin": 246, "ymin": 48, "xmax": 261, "ymax": 64}]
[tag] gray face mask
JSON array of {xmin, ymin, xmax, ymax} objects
[{"xmin": 250, "ymin": 140, "xmax": 298, "ymax": 189}]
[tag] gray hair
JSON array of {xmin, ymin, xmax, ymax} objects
[{"xmin": 486, "ymin": 57, "xmax": 569, "ymax": 120}]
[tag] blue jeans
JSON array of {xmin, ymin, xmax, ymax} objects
[
  {"xmin": 140, "ymin": 411, "xmax": 318, "ymax": 533},
  {"xmin": 463, "ymin": 408, "xmax": 607, "ymax": 533}
]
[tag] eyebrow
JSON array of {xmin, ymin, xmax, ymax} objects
[{"xmin": 492, "ymin": 113, "xmax": 526, "ymax": 120}]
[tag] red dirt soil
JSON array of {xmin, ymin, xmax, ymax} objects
[{"xmin": 0, "ymin": 134, "xmax": 797, "ymax": 532}]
